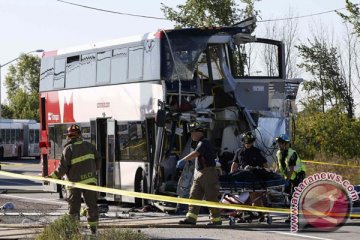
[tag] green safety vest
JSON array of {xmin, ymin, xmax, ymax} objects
[{"xmin": 276, "ymin": 148, "xmax": 306, "ymax": 180}]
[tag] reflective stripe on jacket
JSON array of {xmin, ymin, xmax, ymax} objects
[
  {"xmin": 276, "ymin": 148, "xmax": 305, "ymax": 180},
  {"xmin": 55, "ymin": 138, "xmax": 101, "ymax": 184}
]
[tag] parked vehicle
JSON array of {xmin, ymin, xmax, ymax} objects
[{"xmin": 0, "ymin": 119, "xmax": 40, "ymax": 159}]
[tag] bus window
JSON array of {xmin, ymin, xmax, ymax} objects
[
  {"xmin": 231, "ymin": 41, "xmax": 280, "ymax": 78},
  {"xmin": 117, "ymin": 123, "xmax": 129, "ymax": 160},
  {"xmin": 29, "ymin": 130, "xmax": 34, "ymax": 144},
  {"xmin": 80, "ymin": 53, "xmax": 96, "ymax": 87},
  {"xmin": 15, "ymin": 129, "xmax": 20, "ymax": 142},
  {"xmin": 40, "ymin": 57, "xmax": 55, "ymax": 91},
  {"xmin": 0, "ymin": 129, "xmax": 4, "ymax": 142},
  {"xmin": 66, "ymin": 55, "xmax": 80, "ymax": 88},
  {"xmin": 128, "ymin": 122, "xmax": 147, "ymax": 161},
  {"xmin": 81, "ymin": 126, "xmax": 90, "ymax": 140},
  {"xmin": 10, "ymin": 129, "xmax": 15, "ymax": 144},
  {"xmin": 54, "ymin": 58, "xmax": 66, "ymax": 89},
  {"xmin": 97, "ymin": 51, "xmax": 111, "ymax": 84},
  {"xmin": 5, "ymin": 129, "xmax": 10, "ymax": 144},
  {"xmin": 111, "ymin": 48, "xmax": 128, "ymax": 84},
  {"xmin": 35, "ymin": 129, "xmax": 39, "ymax": 144},
  {"xmin": 128, "ymin": 46, "xmax": 144, "ymax": 81},
  {"xmin": 54, "ymin": 124, "xmax": 68, "ymax": 160}
]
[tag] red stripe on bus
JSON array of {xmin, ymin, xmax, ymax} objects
[
  {"xmin": 154, "ymin": 31, "xmax": 164, "ymax": 38},
  {"xmin": 42, "ymin": 50, "xmax": 58, "ymax": 57}
]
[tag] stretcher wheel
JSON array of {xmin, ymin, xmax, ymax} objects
[{"xmin": 266, "ymin": 216, "xmax": 272, "ymax": 225}]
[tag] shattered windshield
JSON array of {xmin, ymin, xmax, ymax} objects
[
  {"xmin": 161, "ymin": 31, "xmax": 283, "ymax": 81},
  {"xmin": 161, "ymin": 33, "xmax": 209, "ymax": 81}
]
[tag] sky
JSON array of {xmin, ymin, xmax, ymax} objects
[{"xmin": 0, "ymin": 0, "xmax": 357, "ymax": 113}]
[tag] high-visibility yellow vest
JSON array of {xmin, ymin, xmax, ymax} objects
[{"xmin": 276, "ymin": 148, "xmax": 306, "ymax": 180}]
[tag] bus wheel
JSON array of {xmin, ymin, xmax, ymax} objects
[{"xmin": 134, "ymin": 170, "xmax": 148, "ymax": 208}]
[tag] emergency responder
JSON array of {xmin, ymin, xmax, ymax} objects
[
  {"xmin": 274, "ymin": 134, "xmax": 306, "ymax": 195},
  {"xmin": 178, "ymin": 121, "xmax": 222, "ymax": 225},
  {"xmin": 230, "ymin": 131, "xmax": 268, "ymax": 173},
  {"xmin": 230, "ymin": 131, "xmax": 268, "ymax": 219},
  {"xmin": 47, "ymin": 124, "xmax": 101, "ymax": 234}
]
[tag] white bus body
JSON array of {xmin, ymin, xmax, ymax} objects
[{"xmin": 39, "ymin": 18, "xmax": 302, "ymax": 205}]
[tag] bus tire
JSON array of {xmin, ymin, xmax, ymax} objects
[{"xmin": 134, "ymin": 169, "xmax": 148, "ymax": 208}]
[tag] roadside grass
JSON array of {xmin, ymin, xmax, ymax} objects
[
  {"xmin": 304, "ymin": 154, "xmax": 360, "ymax": 185},
  {"xmin": 97, "ymin": 228, "xmax": 150, "ymax": 240},
  {"xmin": 36, "ymin": 215, "xmax": 82, "ymax": 240},
  {"xmin": 36, "ymin": 215, "xmax": 150, "ymax": 240}
]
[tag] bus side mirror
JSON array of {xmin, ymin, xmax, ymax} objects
[{"xmin": 156, "ymin": 110, "xmax": 166, "ymax": 127}]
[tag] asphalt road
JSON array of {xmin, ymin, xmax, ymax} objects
[{"xmin": 1, "ymin": 159, "xmax": 360, "ymax": 240}]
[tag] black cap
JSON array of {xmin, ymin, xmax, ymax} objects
[{"xmin": 189, "ymin": 122, "xmax": 206, "ymax": 132}]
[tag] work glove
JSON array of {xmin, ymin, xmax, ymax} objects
[
  {"xmin": 44, "ymin": 172, "xmax": 59, "ymax": 184},
  {"xmin": 176, "ymin": 159, "xmax": 186, "ymax": 170},
  {"xmin": 48, "ymin": 172, "xmax": 59, "ymax": 179}
]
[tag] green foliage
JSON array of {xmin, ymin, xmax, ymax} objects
[
  {"xmin": 294, "ymin": 109, "xmax": 360, "ymax": 159},
  {"xmin": 4, "ymin": 53, "xmax": 41, "ymax": 121},
  {"xmin": 161, "ymin": 0, "xmax": 260, "ymax": 28},
  {"xmin": 36, "ymin": 215, "xmax": 82, "ymax": 240},
  {"xmin": 36, "ymin": 215, "xmax": 150, "ymax": 240},
  {"xmin": 337, "ymin": 0, "xmax": 360, "ymax": 36},
  {"xmin": 0, "ymin": 104, "xmax": 13, "ymax": 118},
  {"xmin": 98, "ymin": 228, "xmax": 150, "ymax": 240},
  {"xmin": 296, "ymin": 39, "xmax": 354, "ymax": 118}
]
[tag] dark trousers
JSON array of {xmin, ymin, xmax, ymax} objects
[
  {"xmin": 285, "ymin": 171, "xmax": 306, "ymax": 198},
  {"xmin": 68, "ymin": 187, "xmax": 99, "ymax": 226}
]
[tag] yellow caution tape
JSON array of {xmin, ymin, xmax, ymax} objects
[
  {"xmin": 1, "ymin": 170, "xmax": 360, "ymax": 218},
  {"xmin": 0, "ymin": 170, "xmax": 288, "ymax": 214},
  {"xmin": 303, "ymin": 160, "xmax": 360, "ymax": 168},
  {"xmin": 0, "ymin": 162, "xmax": 28, "ymax": 166}
]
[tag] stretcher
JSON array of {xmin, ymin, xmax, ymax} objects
[{"xmin": 219, "ymin": 176, "xmax": 289, "ymax": 225}]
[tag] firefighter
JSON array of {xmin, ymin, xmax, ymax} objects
[
  {"xmin": 178, "ymin": 122, "xmax": 222, "ymax": 226},
  {"xmin": 230, "ymin": 131, "xmax": 268, "ymax": 173},
  {"xmin": 275, "ymin": 134, "xmax": 306, "ymax": 195},
  {"xmin": 230, "ymin": 131, "xmax": 268, "ymax": 220},
  {"xmin": 47, "ymin": 124, "xmax": 101, "ymax": 234}
]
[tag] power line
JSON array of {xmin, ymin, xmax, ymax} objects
[
  {"xmin": 259, "ymin": 5, "xmax": 358, "ymax": 22},
  {"xmin": 56, "ymin": 0, "xmax": 168, "ymax": 20},
  {"xmin": 56, "ymin": 0, "xmax": 360, "ymax": 23}
]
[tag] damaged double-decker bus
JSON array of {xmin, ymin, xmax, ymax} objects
[{"xmin": 39, "ymin": 17, "xmax": 302, "ymax": 207}]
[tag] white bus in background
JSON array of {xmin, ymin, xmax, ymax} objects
[
  {"xmin": 27, "ymin": 122, "xmax": 40, "ymax": 158},
  {"xmin": 0, "ymin": 119, "xmax": 40, "ymax": 159}
]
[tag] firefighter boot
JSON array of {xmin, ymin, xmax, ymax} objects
[
  {"xmin": 207, "ymin": 217, "xmax": 222, "ymax": 226},
  {"xmin": 90, "ymin": 226, "xmax": 97, "ymax": 235},
  {"xmin": 179, "ymin": 218, "xmax": 196, "ymax": 225}
]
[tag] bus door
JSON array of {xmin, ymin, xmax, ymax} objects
[
  {"xmin": 105, "ymin": 118, "xmax": 118, "ymax": 201},
  {"xmin": 22, "ymin": 124, "xmax": 29, "ymax": 157},
  {"xmin": 90, "ymin": 118, "xmax": 107, "ymax": 197},
  {"xmin": 145, "ymin": 116, "xmax": 156, "ymax": 193}
]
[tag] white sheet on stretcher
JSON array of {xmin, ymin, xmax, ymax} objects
[{"xmin": 221, "ymin": 192, "xmax": 250, "ymax": 204}]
